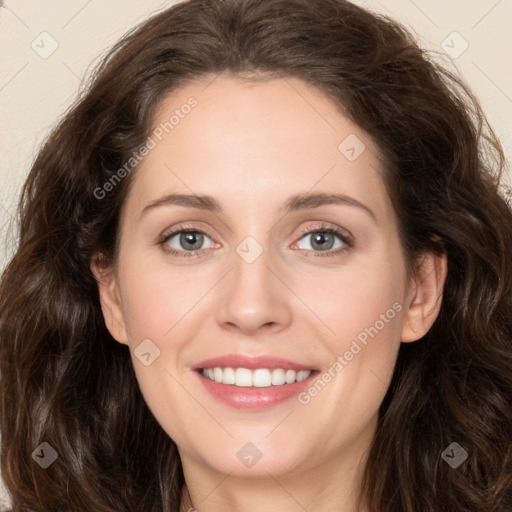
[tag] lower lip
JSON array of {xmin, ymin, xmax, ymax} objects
[{"xmin": 196, "ymin": 370, "xmax": 318, "ymax": 410}]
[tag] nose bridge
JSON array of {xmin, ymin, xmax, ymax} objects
[
  {"xmin": 234, "ymin": 235, "xmax": 272, "ymax": 293},
  {"xmin": 214, "ymin": 232, "xmax": 292, "ymax": 334}
]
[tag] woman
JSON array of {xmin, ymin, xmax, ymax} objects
[{"xmin": 1, "ymin": 0, "xmax": 511, "ymax": 510}]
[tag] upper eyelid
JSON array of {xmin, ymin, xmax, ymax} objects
[
  {"xmin": 160, "ymin": 222, "xmax": 352, "ymax": 246},
  {"xmin": 159, "ymin": 223, "xmax": 215, "ymax": 242}
]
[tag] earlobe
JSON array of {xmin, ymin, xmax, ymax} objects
[
  {"xmin": 90, "ymin": 252, "xmax": 129, "ymax": 345},
  {"xmin": 400, "ymin": 251, "xmax": 448, "ymax": 343}
]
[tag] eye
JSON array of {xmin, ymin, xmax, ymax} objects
[
  {"xmin": 293, "ymin": 225, "xmax": 353, "ymax": 256},
  {"xmin": 158, "ymin": 223, "xmax": 353, "ymax": 259},
  {"xmin": 159, "ymin": 226, "xmax": 216, "ymax": 257}
]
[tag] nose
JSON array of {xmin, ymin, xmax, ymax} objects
[{"xmin": 214, "ymin": 244, "xmax": 293, "ymax": 336}]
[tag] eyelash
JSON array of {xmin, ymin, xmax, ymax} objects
[{"xmin": 158, "ymin": 223, "xmax": 354, "ymax": 259}]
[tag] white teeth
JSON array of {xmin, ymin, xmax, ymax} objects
[
  {"xmin": 252, "ymin": 369, "xmax": 271, "ymax": 387},
  {"xmin": 201, "ymin": 367, "xmax": 312, "ymax": 387},
  {"xmin": 234, "ymin": 368, "xmax": 253, "ymax": 387},
  {"xmin": 285, "ymin": 369, "xmax": 296, "ymax": 384},
  {"xmin": 271, "ymin": 368, "xmax": 286, "ymax": 386},
  {"xmin": 296, "ymin": 370, "xmax": 310, "ymax": 382},
  {"xmin": 213, "ymin": 367, "xmax": 223, "ymax": 383},
  {"xmin": 222, "ymin": 367, "xmax": 235, "ymax": 385}
]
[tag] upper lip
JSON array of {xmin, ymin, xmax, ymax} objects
[{"xmin": 192, "ymin": 354, "xmax": 317, "ymax": 371}]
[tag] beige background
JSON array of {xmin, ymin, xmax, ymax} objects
[{"xmin": 1, "ymin": 0, "xmax": 511, "ymax": 507}]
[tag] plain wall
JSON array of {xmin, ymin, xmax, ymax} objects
[{"xmin": 1, "ymin": 0, "xmax": 511, "ymax": 507}]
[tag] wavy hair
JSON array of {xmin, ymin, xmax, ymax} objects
[{"xmin": 1, "ymin": 0, "xmax": 511, "ymax": 510}]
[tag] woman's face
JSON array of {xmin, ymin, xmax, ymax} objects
[{"xmin": 96, "ymin": 74, "xmax": 441, "ymax": 484}]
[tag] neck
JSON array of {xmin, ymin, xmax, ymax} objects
[{"xmin": 178, "ymin": 443, "xmax": 371, "ymax": 512}]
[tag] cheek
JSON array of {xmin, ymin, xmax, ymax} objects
[
  {"xmin": 298, "ymin": 251, "xmax": 406, "ymax": 400},
  {"xmin": 117, "ymin": 264, "xmax": 198, "ymax": 440},
  {"xmin": 118, "ymin": 257, "xmax": 205, "ymax": 345},
  {"xmin": 298, "ymin": 253, "xmax": 405, "ymax": 344}
]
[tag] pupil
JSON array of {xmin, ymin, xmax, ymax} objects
[
  {"xmin": 181, "ymin": 232, "xmax": 203, "ymax": 250},
  {"xmin": 312, "ymin": 232, "xmax": 333, "ymax": 251}
]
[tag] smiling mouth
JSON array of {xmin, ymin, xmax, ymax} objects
[{"xmin": 198, "ymin": 367, "xmax": 318, "ymax": 387}]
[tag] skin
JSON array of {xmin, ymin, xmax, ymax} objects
[{"xmin": 92, "ymin": 74, "xmax": 447, "ymax": 512}]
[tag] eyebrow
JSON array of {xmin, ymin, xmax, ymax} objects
[{"xmin": 139, "ymin": 192, "xmax": 376, "ymax": 222}]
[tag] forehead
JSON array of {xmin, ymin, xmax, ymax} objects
[{"xmin": 125, "ymin": 74, "xmax": 393, "ymax": 222}]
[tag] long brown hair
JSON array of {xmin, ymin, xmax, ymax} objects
[{"xmin": 1, "ymin": 1, "xmax": 511, "ymax": 510}]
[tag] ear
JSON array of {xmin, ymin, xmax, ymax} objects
[
  {"xmin": 90, "ymin": 252, "xmax": 129, "ymax": 345},
  {"xmin": 401, "ymin": 250, "xmax": 448, "ymax": 343}
]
